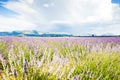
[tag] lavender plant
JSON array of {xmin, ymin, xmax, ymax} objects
[{"xmin": 0, "ymin": 37, "xmax": 120, "ymax": 80}]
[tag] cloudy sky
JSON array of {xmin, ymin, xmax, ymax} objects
[{"xmin": 0, "ymin": 0, "xmax": 120, "ymax": 35}]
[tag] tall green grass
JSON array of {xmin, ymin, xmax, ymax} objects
[{"xmin": 0, "ymin": 39, "xmax": 120, "ymax": 80}]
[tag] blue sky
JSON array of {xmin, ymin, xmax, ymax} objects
[
  {"xmin": 0, "ymin": 0, "xmax": 120, "ymax": 35},
  {"xmin": 112, "ymin": 0, "xmax": 120, "ymax": 3}
]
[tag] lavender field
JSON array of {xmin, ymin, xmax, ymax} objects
[{"xmin": 0, "ymin": 37, "xmax": 120, "ymax": 80}]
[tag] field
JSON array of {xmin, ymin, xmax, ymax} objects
[{"xmin": 0, "ymin": 37, "xmax": 120, "ymax": 80}]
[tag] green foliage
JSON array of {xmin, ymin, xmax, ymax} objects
[{"xmin": 0, "ymin": 38, "xmax": 120, "ymax": 80}]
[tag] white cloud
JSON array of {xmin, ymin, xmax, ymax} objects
[
  {"xmin": 4, "ymin": 1, "xmax": 36, "ymax": 14},
  {"xmin": 0, "ymin": 15, "xmax": 36, "ymax": 31},
  {"xmin": 90, "ymin": 23, "xmax": 120, "ymax": 35},
  {"xmin": 43, "ymin": 2, "xmax": 55, "ymax": 8},
  {"xmin": 0, "ymin": 0, "xmax": 120, "ymax": 35},
  {"xmin": 43, "ymin": 3, "xmax": 50, "ymax": 8},
  {"xmin": 26, "ymin": 0, "xmax": 34, "ymax": 4},
  {"xmin": 3, "ymin": 0, "xmax": 45, "ymax": 22},
  {"xmin": 66, "ymin": 0, "xmax": 113, "ymax": 24}
]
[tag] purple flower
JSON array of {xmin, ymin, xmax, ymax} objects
[
  {"xmin": 14, "ymin": 69, "xmax": 17, "ymax": 78},
  {"xmin": 23, "ymin": 59, "xmax": 28, "ymax": 76}
]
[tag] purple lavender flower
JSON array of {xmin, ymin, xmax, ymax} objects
[
  {"xmin": 23, "ymin": 59, "xmax": 28, "ymax": 76},
  {"xmin": 14, "ymin": 69, "xmax": 17, "ymax": 78},
  {"xmin": 57, "ymin": 78, "xmax": 60, "ymax": 80}
]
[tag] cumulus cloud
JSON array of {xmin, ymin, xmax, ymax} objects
[
  {"xmin": 89, "ymin": 4, "xmax": 120, "ymax": 35},
  {"xmin": 0, "ymin": 0, "xmax": 120, "ymax": 35},
  {"xmin": 0, "ymin": 15, "xmax": 36, "ymax": 31}
]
